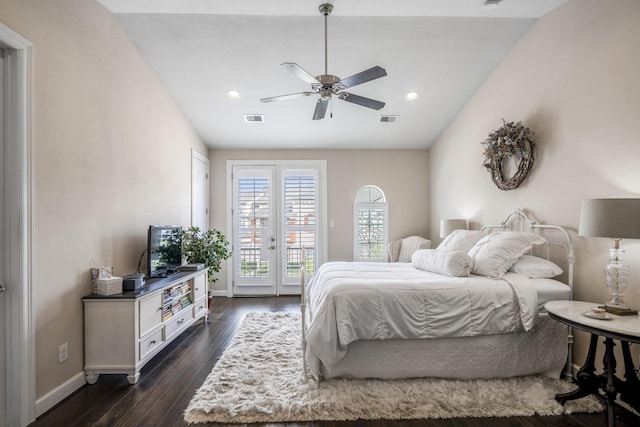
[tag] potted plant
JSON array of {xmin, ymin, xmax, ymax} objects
[{"xmin": 180, "ymin": 226, "xmax": 231, "ymax": 282}]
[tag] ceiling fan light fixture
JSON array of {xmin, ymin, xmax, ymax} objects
[
  {"xmin": 259, "ymin": 3, "xmax": 387, "ymax": 120},
  {"xmin": 226, "ymin": 89, "xmax": 240, "ymax": 99},
  {"xmin": 405, "ymin": 91, "xmax": 419, "ymax": 101},
  {"xmin": 482, "ymin": 0, "xmax": 502, "ymax": 10}
]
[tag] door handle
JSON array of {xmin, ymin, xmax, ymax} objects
[
  {"xmin": 0, "ymin": 285, "xmax": 5, "ymax": 293},
  {"xmin": 269, "ymin": 246, "xmax": 276, "ymax": 250}
]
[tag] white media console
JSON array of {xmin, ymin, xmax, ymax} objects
[{"xmin": 83, "ymin": 269, "xmax": 208, "ymax": 384}]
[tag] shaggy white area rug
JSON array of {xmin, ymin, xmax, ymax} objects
[{"xmin": 184, "ymin": 312, "xmax": 602, "ymax": 424}]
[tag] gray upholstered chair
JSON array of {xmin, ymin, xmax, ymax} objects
[{"xmin": 387, "ymin": 236, "xmax": 432, "ymax": 262}]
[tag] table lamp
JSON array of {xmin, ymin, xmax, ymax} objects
[
  {"xmin": 440, "ymin": 219, "xmax": 468, "ymax": 238},
  {"xmin": 578, "ymin": 198, "xmax": 640, "ymax": 315}
]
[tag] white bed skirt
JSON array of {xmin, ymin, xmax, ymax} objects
[{"xmin": 309, "ymin": 313, "xmax": 568, "ymax": 380}]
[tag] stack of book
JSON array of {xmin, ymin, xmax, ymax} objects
[
  {"xmin": 162, "ymin": 305, "xmax": 173, "ymax": 321},
  {"xmin": 162, "ymin": 283, "xmax": 193, "ymax": 319}
]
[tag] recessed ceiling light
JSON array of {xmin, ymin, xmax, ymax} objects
[
  {"xmin": 226, "ymin": 89, "xmax": 240, "ymax": 99},
  {"xmin": 405, "ymin": 91, "xmax": 419, "ymax": 101},
  {"xmin": 483, "ymin": 0, "xmax": 502, "ymax": 10}
]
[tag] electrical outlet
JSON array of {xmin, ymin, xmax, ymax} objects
[{"xmin": 59, "ymin": 343, "xmax": 68, "ymax": 363}]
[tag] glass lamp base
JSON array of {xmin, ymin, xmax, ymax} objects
[{"xmin": 604, "ymin": 247, "xmax": 630, "ymax": 313}]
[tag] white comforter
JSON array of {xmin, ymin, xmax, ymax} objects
[{"xmin": 305, "ymin": 262, "xmax": 538, "ymax": 369}]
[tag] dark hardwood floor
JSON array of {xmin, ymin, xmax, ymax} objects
[{"xmin": 31, "ymin": 296, "xmax": 639, "ymax": 427}]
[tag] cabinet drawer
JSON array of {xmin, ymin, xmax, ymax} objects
[
  {"xmin": 164, "ymin": 310, "xmax": 191, "ymax": 340},
  {"xmin": 139, "ymin": 293, "xmax": 163, "ymax": 337},
  {"xmin": 139, "ymin": 328, "xmax": 163, "ymax": 360},
  {"xmin": 193, "ymin": 295, "xmax": 208, "ymax": 319},
  {"xmin": 193, "ymin": 273, "xmax": 207, "ymax": 301}
]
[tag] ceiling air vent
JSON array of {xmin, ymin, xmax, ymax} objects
[
  {"xmin": 244, "ymin": 114, "xmax": 265, "ymax": 123},
  {"xmin": 379, "ymin": 115, "xmax": 399, "ymax": 123}
]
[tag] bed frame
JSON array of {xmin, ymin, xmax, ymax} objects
[
  {"xmin": 480, "ymin": 208, "xmax": 575, "ymax": 380},
  {"xmin": 300, "ymin": 208, "xmax": 575, "ymax": 381}
]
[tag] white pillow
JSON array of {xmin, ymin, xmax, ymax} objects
[
  {"xmin": 437, "ymin": 230, "xmax": 487, "ymax": 252},
  {"xmin": 468, "ymin": 232, "xmax": 547, "ymax": 278},
  {"xmin": 411, "ymin": 249, "xmax": 473, "ymax": 277},
  {"xmin": 509, "ymin": 255, "xmax": 563, "ymax": 279}
]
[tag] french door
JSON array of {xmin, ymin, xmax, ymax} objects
[{"xmin": 228, "ymin": 161, "xmax": 326, "ymax": 296}]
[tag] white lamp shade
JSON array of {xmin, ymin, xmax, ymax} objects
[
  {"xmin": 440, "ymin": 219, "xmax": 468, "ymax": 238},
  {"xmin": 579, "ymin": 198, "xmax": 640, "ymax": 239}
]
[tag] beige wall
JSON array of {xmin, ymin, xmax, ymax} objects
[
  {"xmin": 429, "ymin": 0, "xmax": 640, "ymax": 367},
  {"xmin": 3, "ymin": 0, "xmax": 636, "ymax": 414},
  {"xmin": 0, "ymin": 0, "xmax": 207, "ymax": 403},
  {"xmin": 209, "ymin": 149, "xmax": 430, "ymax": 291}
]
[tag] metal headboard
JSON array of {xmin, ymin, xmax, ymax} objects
[
  {"xmin": 482, "ymin": 208, "xmax": 575, "ymax": 380},
  {"xmin": 481, "ymin": 208, "xmax": 574, "ymax": 298}
]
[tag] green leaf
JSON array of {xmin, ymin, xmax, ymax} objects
[{"xmin": 181, "ymin": 226, "xmax": 231, "ymax": 282}]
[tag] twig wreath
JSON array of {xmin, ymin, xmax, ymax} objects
[{"xmin": 481, "ymin": 119, "xmax": 537, "ymax": 191}]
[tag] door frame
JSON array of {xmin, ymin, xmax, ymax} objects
[
  {"xmin": 0, "ymin": 23, "xmax": 36, "ymax": 426},
  {"xmin": 191, "ymin": 149, "xmax": 209, "ymax": 231},
  {"xmin": 226, "ymin": 160, "xmax": 327, "ymax": 297}
]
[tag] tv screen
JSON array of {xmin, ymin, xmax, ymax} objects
[{"xmin": 147, "ymin": 225, "xmax": 182, "ymax": 278}]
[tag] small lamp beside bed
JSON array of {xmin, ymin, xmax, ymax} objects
[
  {"xmin": 579, "ymin": 198, "xmax": 640, "ymax": 315},
  {"xmin": 439, "ymin": 219, "xmax": 468, "ymax": 238}
]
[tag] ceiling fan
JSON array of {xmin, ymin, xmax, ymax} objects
[{"xmin": 260, "ymin": 3, "xmax": 387, "ymax": 120}]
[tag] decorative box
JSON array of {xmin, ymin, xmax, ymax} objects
[
  {"xmin": 95, "ymin": 276, "xmax": 123, "ymax": 296},
  {"xmin": 90, "ymin": 265, "xmax": 113, "ymax": 280}
]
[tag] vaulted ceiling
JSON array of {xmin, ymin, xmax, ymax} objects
[{"xmin": 97, "ymin": 0, "xmax": 567, "ymax": 149}]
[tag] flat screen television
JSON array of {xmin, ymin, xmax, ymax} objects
[{"xmin": 147, "ymin": 225, "xmax": 182, "ymax": 278}]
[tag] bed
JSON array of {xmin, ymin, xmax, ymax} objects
[{"xmin": 301, "ymin": 209, "xmax": 575, "ymax": 381}]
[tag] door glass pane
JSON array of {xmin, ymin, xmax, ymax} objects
[
  {"xmin": 354, "ymin": 185, "xmax": 388, "ymax": 262},
  {"xmin": 357, "ymin": 206, "xmax": 386, "ymax": 259},
  {"xmin": 236, "ymin": 175, "xmax": 271, "ymax": 278},
  {"xmin": 283, "ymin": 172, "xmax": 317, "ymax": 281}
]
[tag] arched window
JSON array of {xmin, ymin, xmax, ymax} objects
[{"xmin": 353, "ymin": 185, "xmax": 388, "ymax": 261}]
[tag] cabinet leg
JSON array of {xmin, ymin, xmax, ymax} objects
[
  {"xmin": 127, "ymin": 372, "xmax": 140, "ymax": 384},
  {"xmin": 85, "ymin": 371, "xmax": 99, "ymax": 385}
]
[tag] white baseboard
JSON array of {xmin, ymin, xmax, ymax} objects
[
  {"xmin": 35, "ymin": 371, "xmax": 86, "ymax": 417},
  {"xmin": 209, "ymin": 290, "xmax": 228, "ymax": 297}
]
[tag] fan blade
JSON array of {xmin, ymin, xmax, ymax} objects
[
  {"xmin": 260, "ymin": 92, "xmax": 315, "ymax": 103},
  {"xmin": 339, "ymin": 92, "xmax": 385, "ymax": 110},
  {"xmin": 282, "ymin": 63, "xmax": 320, "ymax": 84},
  {"xmin": 340, "ymin": 66, "xmax": 387, "ymax": 88},
  {"xmin": 313, "ymin": 98, "xmax": 329, "ymax": 120}
]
